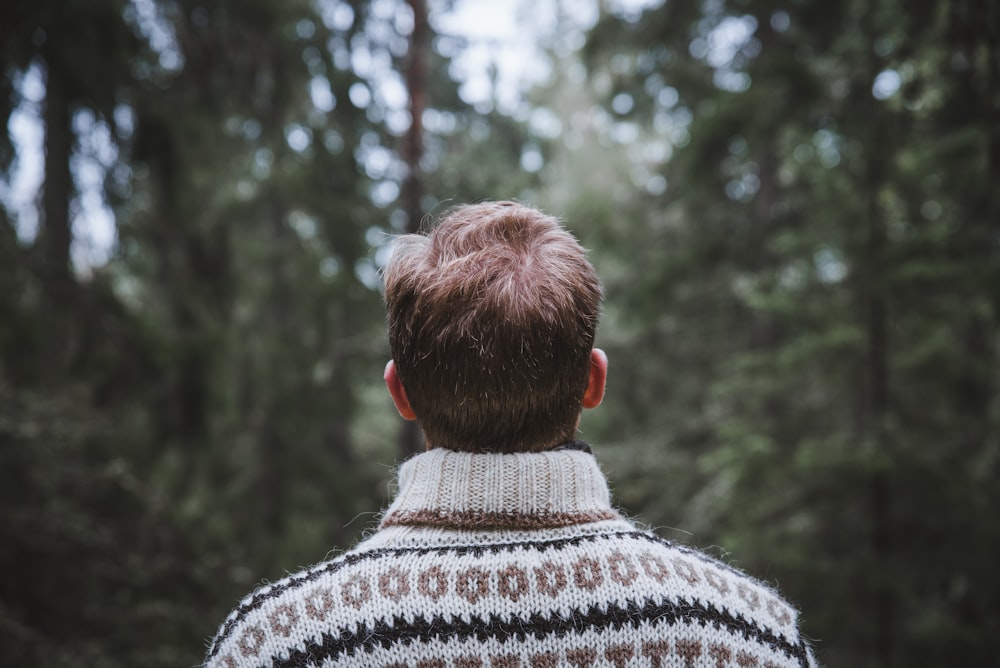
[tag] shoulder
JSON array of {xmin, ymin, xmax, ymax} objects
[
  {"xmin": 617, "ymin": 529, "xmax": 817, "ymax": 666},
  {"xmin": 627, "ymin": 531, "xmax": 801, "ymax": 622},
  {"xmin": 203, "ymin": 545, "xmax": 386, "ymax": 668}
]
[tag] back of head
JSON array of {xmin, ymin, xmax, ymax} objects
[{"xmin": 383, "ymin": 201, "xmax": 603, "ymax": 453}]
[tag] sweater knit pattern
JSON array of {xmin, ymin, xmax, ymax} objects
[{"xmin": 206, "ymin": 449, "xmax": 817, "ymax": 668}]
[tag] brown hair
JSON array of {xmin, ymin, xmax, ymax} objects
[{"xmin": 383, "ymin": 201, "xmax": 603, "ymax": 453}]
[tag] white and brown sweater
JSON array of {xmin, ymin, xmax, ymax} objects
[{"xmin": 205, "ymin": 447, "xmax": 818, "ymax": 667}]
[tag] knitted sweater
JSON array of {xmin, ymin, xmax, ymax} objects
[{"xmin": 205, "ymin": 447, "xmax": 818, "ymax": 667}]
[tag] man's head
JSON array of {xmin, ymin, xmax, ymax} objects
[{"xmin": 383, "ymin": 201, "xmax": 605, "ymax": 453}]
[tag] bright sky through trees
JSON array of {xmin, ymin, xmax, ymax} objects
[{"xmin": 1, "ymin": 0, "xmax": 659, "ymax": 270}]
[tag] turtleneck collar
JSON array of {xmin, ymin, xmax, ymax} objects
[{"xmin": 379, "ymin": 447, "xmax": 620, "ymax": 530}]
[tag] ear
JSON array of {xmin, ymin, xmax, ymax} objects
[
  {"xmin": 384, "ymin": 360, "xmax": 417, "ymax": 420},
  {"xmin": 581, "ymin": 348, "xmax": 608, "ymax": 409}
]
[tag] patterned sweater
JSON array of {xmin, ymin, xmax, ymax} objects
[{"xmin": 205, "ymin": 447, "xmax": 818, "ymax": 667}]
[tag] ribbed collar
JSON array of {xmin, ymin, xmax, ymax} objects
[{"xmin": 379, "ymin": 447, "xmax": 620, "ymax": 530}]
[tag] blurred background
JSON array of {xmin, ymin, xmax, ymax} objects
[{"xmin": 1, "ymin": 0, "xmax": 997, "ymax": 665}]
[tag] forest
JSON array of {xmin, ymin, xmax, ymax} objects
[{"xmin": 1, "ymin": 0, "xmax": 997, "ymax": 665}]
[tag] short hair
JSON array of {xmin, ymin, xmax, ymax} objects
[{"xmin": 383, "ymin": 201, "xmax": 603, "ymax": 453}]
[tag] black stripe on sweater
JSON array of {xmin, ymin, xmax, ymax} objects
[
  {"xmin": 270, "ymin": 595, "xmax": 810, "ymax": 668},
  {"xmin": 208, "ymin": 530, "xmax": 782, "ymax": 658},
  {"xmin": 211, "ymin": 530, "xmax": 644, "ymax": 656}
]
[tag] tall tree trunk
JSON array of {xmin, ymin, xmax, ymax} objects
[
  {"xmin": 398, "ymin": 0, "xmax": 429, "ymax": 459},
  {"xmin": 35, "ymin": 55, "xmax": 77, "ymax": 382},
  {"xmin": 402, "ymin": 0, "xmax": 427, "ymax": 238},
  {"xmin": 865, "ymin": 189, "xmax": 893, "ymax": 668},
  {"xmin": 985, "ymin": 1, "xmax": 1000, "ymax": 450},
  {"xmin": 41, "ymin": 58, "xmax": 73, "ymax": 290},
  {"xmin": 859, "ymin": 5, "xmax": 894, "ymax": 664}
]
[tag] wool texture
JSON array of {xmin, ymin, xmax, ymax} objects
[{"xmin": 205, "ymin": 447, "xmax": 818, "ymax": 667}]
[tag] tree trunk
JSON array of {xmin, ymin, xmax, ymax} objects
[
  {"xmin": 398, "ymin": 0, "xmax": 429, "ymax": 460},
  {"xmin": 34, "ymin": 55, "xmax": 77, "ymax": 382},
  {"xmin": 41, "ymin": 57, "xmax": 73, "ymax": 289},
  {"xmin": 860, "ymin": 7, "xmax": 894, "ymax": 664}
]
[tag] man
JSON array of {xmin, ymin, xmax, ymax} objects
[{"xmin": 205, "ymin": 201, "xmax": 818, "ymax": 667}]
